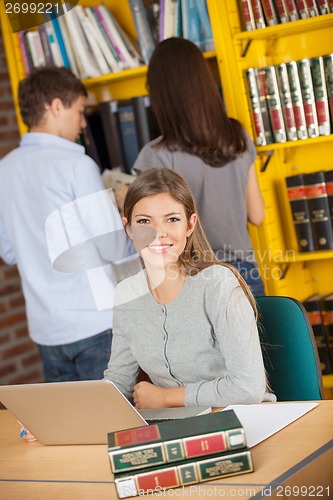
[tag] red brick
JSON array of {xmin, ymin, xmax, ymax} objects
[
  {"xmin": 10, "ymin": 370, "xmax": 44, "ymax": 384},
  {"xmin": 9, "ymin": 295, "xmax": 25, "ymax": 309},
  {"xmin": 0, "ymin": 311, "xmax": 27, "ymax": 329},
  {"xmin": 0, "ymin": 363, "xmax": 16, "ymax": 377},
  {"xmin": 3, "ymin": 266, "xmax": 20, "ymax": 280},
  {"xmin": 0, "ymin": 332, "xmax": 10, "ymax": 344},
  {"xmin": 0, "ymin": 283, "xmax": 22, "ymax": 297},
  {"xmin": 15, "ymin": 326, "xmax": 29, "ymax": 339},
  {"xmin": 22, "ymin": 352, "xmax": 42, "ymax": 368},
  {"xmin": 0, "ymin": 302, "xmax": 6, "ymax": 313},
  {"xmin": 1, "ymin": 340, "xmax": 34, "ymax": 360}
]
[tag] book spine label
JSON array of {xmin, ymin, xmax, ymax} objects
[
  {"xmin": 298, "ymin": 59, "xmax": 319, "ymax": 138},
  {"xmin": 250, "ymin": 0, "xmax": 266, "ymax": 28},
  {"xmin": 115, "ymin": 450, "xmax": 253, "ymax": 498},
  {"xmin": 184, "ymin": 431, "xmax": 227, "ymax": 458},
  {"xmin": 310, "ymin": 57, "xmax": 331, "ymax": 136},
  {"xmin": 276, "ymin": 63, "xmax": 297, "ymax": 141},
  {"xmin": 286, "ymin": 61, "xmax": 308, "ymax": 140},
  {"xmin": 284, "ymin": 0, "xmax": 300, "ymax": 20},
  {"xmin": 274, "ymin": 0, "xmax": 290, "ymax": 22},
  {"xmin": 264, "ymin": 66, "xmax": 287, "ymax": 143},
  {"xmin": 261, "ymin": 0, "xmax": 278, "ymax": 25},
  {"xmin": 239, "ymin": 0, "xmax": 256, "ymax": 30},
  {"xmin": 245, "ymin": 68, "xmax": 270, "ymax": 146}
]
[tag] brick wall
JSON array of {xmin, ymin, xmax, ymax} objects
[{"xmin": 0, "ymin": 24, "xmax": 44, "ymax": 385}]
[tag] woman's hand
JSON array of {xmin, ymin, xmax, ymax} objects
[
  {"xmin": 19, "ymin": 422, "xmax": 37, "ymax": 443},
  {"xmin": 133, "ymin": 382, "xmax": 185, "ymax": 409}
]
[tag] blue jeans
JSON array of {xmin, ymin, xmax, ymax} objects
[
  {"xmin": 228, "ymin": 260, "xmax": 266, "ymax": 297},
  {"xmin": 37, "ymin": 329, "xmax": 112, "ymax": 382}
]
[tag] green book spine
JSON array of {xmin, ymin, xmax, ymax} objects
[
  {"xmin": 108, "ymin": 410, "xmax": 246, "ymax": 473},
  {"xmin": 114, "ymin": 448, "xmax": 253, "ymax": 498}
]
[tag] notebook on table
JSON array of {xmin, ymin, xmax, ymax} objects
[{"xmin": 0, "ymin": 380, "xmax": 211, "ymax": 445}]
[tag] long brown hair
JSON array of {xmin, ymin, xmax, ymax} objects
[
  {"xmin": 146, "ymin": 38, "xmax": 248, "ymax": 167},
  {"xmin": 124, "ymin": 169, "xmax": 257, "ymax": 314}
]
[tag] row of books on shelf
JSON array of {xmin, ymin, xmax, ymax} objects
[
  {"xmin": 17, "ymin": 0, "xmax": 214, "ymax": 79},
  {"xmin": 81, "ymin": 94, "xmax": 160, "ymax": 175},
  {"xmin": 107, "ymin": 410, "xmax": 253, "ymax": 498},
  {"xmin": 286, "ymin": 170, "xmax": 333, "ymax": 252},
  {"xmin": 239, "ymin": 0, "xmax": 333, "ymax": 31},
  {"xmin": 246, "ymin": 54, "xmax": 333, "ymax": 146},
  {"xmin": 303, "ymin": 292, "xmax": 333, "ymax": 374}
]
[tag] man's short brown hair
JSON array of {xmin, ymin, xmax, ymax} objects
[{"xmin": 18, "ymin": 66, "xmax": 88, "ymax": 129}]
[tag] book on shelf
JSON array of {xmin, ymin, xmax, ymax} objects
[
  {"xmin": 261, "ymin": 0, "xmax": 279, "ymax": 25},
  {"xmin": 117, "ymin": 101, "xmax": 140, "ymax": 174},
  {"xmin": 250, "ymin": 0, "xmax": 266, "ymax": 28},
  {"xmin": 295, "ymin": 0, "xmax": 311, "ymax": 18},
  {"xmin": 25, "ymin": 30, "xmax": 46, "ymax": 69},
  {"xmin": 321, "ymin": 292, "xmax": 333, "ymax": 363},
  {"xmin": 238, "ymin": 0, "xmax": 256, "ymax": 31},
  {"xmin": 182, "ymin": 0, "xmax": 202, "ymax": 49},
  {"xmin": 303, "ymin": 171, "xmax": 333, "ymax": 250},
  {"xmin": 174, "ymin": 0, "xmax": 183, "ymax": 38},
  {"xmin": 284, "ymin": 0, "xmax": 300, "ymax": 21},
  {"xmin": 114, "ymin": 448, "xmax": 253, "ymax": 498},
  {"xmin": 324, "ymin": 170, "xmax": 333, "ymax": 229},
  {"xmin": 286, "ymin": 61, "xmax": 308, "ymax": 140},
  {"xmin": 285, "ymin": 173, "xmax": 314, "ymax": 253},
  {"xmin": 273, "ymin": 0, "xmax": 289, "ymax": 23},
  {"xmin": 316, "ymin": 0, "xmax": 331, "ymax": 15},
  {"xmin": 303, "ymin": 294, "xmax": 333, "ymax": 375},
  {"xmin": 43, "ymin": 20, "xmax": 64, "ymax": 67},
  {"xmin": 297, "ymin": 59, "xmax": 319, "ymax": 139},
  {"xmin": 194, "ymin": 0, "xmax": 215, "ymax": 51},
  {"xmin": 108, "ymin": 410, "xmax": 246, "ymax": 474},
  {"xmin": 128, "ymin": 0, "xmax": 156, "ymax": 65},
  {"xmin": 276, "ymin": 63, "xmax": 298, "ymax": 141},
  {"xmin": 145, "ymin": 2, "xmax": 160, "ymax": 44},
  {"xmin": 132, "ymin": 95, "xmax": 160, "ymax": 150},
  {"xmin": 263, "ymin": 65, "xmax": 287, "ymax": 143},
  {"xmin": 310, "ymin": 56, "xmax": 331, "ymax": 136},
  {"xmin": 163, "ymin": 0, "xmax": 178, "ymax": 39},
  {"xmin": 304, "ymin": 0, "xmax": 319, "ymax": 16},
  {"xmin": 245, "ymin": 68, "xmax": 273, "ymax": 146},
  {"xmin": 323, "ymin": 54, "xmax": 333, "ymax": 124},
  {"xmin": 83, "ymin": 106, "xmax": 111, "ymax": 172},
  {"xmin": 50, "ymin": 12, "xmax": 71, "ymax": 69},
  {"xmin": 57, "ymin": 15, "xmax": 80, "ymax": 76},
  {"xmin": 99, "ymin": 100, "xmax": 126, "ymax": 172}
]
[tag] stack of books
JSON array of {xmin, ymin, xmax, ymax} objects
[{"xmin": 107, "ymin": 410, "xmax": 253, "ymax": 498}]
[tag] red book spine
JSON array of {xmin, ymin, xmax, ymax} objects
[
  {"xmin": 264, "ymin": 66, "xmax": 287, "ymax": 143},
  {"xmin": 274, "ymin": 0, "xmax": 290, "ymax": 22},
  {"xmin": 286, "ymin": 61, "xmax": 308, "ymax": 139},
  {"xmin": 298, "ymin": 59, "xmax": 319, "ymax": 138},
  {"xmin": 310, "ymin": 57, "xmax": 331, "ymax": 136},
  {"xmin": 323, "ymin": 54, "xmax": 333, "ymax": 120},
  {"xmin": 316, "ymin": 0, "xmax": 330, "ymax": 14},
  {"xmin": 295, "ymin": 0, "xmax": 310, "ymax": 17},
  {"xmin": 239, "ymin": 0, "xmax": 256, "ymax": 31},
  {"xmin": 305, "ymin": 0, "xmax": 319, "ymax": 15},
  {"xmin": 184, "ymin": 432, "xmax": 226, "ymax": 458},
  {"xmin": 250, "ymin": 0, "xmax": 266, "ymax": 28},
  {"xmin": 284, "ymin": 0, "xmax": 300, "ymax": 20},
  {"xmin": 261, "ymin": 0, "xmax": 278, "ymax": 25}
]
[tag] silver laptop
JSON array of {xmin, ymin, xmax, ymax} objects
[{"xmin": 0, "ymin": 380, "xmax": 211, "ymax": 445}]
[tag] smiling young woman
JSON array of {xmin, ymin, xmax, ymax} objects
[{"xmin": 104, "ymin": 168, "xmax": 276, "ymax": 409}]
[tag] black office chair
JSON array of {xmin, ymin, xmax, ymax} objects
[{"xmin": 256, "ymin": 296, "xmax": 324, "ymax": 401}]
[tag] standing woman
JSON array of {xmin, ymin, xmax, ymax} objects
[
  {"xmin": 133, "ymin": 37, "xmax": 265, "ymax": 296},
  {"xmin": 104, "ymin": 168, "xmax": 275, "ymax": 408}
]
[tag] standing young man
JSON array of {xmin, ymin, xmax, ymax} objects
[{"xmin": 0, "ymin": 67, "xmax": 128, "ymax": 382}]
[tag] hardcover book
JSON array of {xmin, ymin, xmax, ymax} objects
[
  {"xmin": 297, "ymin": 58, "xmax": 319, "ymax": 138},
  {"xmin": 245, "ymin": 68, "xmax": 270, "ymax": 146},
  {"xmin": 128, "ymin": 0, "xmax": 156, "ymax": 64},
  {"xmin": 108, "ymin": 410, "xmax": 246, "ymax": 474},
  {"xmin": 324, "ymin": 170, "xmax": 333, "ymax": 229},
  {"xmin": 286, "ymin": 61, "xmax": 308, "ymax": 140},
  {"xmin": 321, "ymin": 293, "xmax": 333, "ymax": 363},
  {"xmin": 316, "ymin": 0, "xmax": 330, "ymax": 14},
  {"xmin": 310, "ymin": 56, "xmax": 331, "ymax": 136},
  {"xmin": 99, "ymin": 100, "xmax": 126, "ymax": 172},
  {"xmin": 303, "ymin": 294, "xmax": 333, "ymax": 375},
  {"xmin": 254, "ymin": 68, "xmax": 274, "ymax": 144},
  {"xmin": 303, "ymin": 171, "xmax": 333, "ymax": 250},
  {"xmin": 323, "ymin": 54, "xmax": 333, "ymax": 124},
  {"xmin": 132, "ymin": 95, "xmax": 160, "ymax": 150},
  {"xmin": 250, "ymin": 0, "xmax": 266, "ymax": 28},
  {"xmin": 238, "ymin": 0, "xmax": 256, "ymax": 31},
  {"xmin": 285, "ymin": 174, "xmax": 314, "ymax": 252},
  {"xmin": 283, "ymin": 0, "xmax": 300, "ymax": 21},
  {"xmin": 261, "ymin": 0, "xmax": 278, "ymax": 25},
  {"xmin": 276, "ymin": 63, "xmax": 298, "ymax": 141},
  {"xmin": 263, "ymin": 66, "xmax": 287, "ymax": 143},
  {"xmin": 294, "ymin": 0, "xmax": 310, "ymax": 18},
  {"xmin": 114, "ymin": 448, "xmax": 253, "ymax": 498}
]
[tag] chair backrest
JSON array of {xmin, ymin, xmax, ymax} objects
[{"xmin": 256, "ymin": 296, "xmax": 324, "ymax": 401}]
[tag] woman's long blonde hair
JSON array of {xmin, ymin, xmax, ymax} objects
[{"xmin": 123, "ymin": 168, "xmax": 257, "ymax": 316}]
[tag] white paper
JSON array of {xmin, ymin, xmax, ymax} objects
[{"xmin": 222, "ymin": 402, "xmax": 318, "ymax": 448}]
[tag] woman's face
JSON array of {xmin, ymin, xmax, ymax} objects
[{"xmin": 124, "ymin": 192, "xmax": 196, "ymax": 271}]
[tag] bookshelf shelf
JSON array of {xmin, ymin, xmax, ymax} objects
[
  {"xmin": 234, "ymin": 13, "xmax": 333, "ymax": 41},
  {"xmin": 257, "ymin": 134, "xmax": 333, "ymax": 153},
  {"xmin": 272, "ymin": 250, "xmax": 333, "ymax": 264}
]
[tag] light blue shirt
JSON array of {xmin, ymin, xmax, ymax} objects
[{"xmin": 0, "ymin": 133, "xmax": 129, "ymax": 345}]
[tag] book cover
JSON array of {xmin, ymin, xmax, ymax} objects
[
  {"xmin": 264, "ymin": 66, "xmax": 287, "ymax": 143},
  {"xmin": 324, "ymin": 170, "xmax": 333, "ymax": 229},
  {"xmin": 51, "ymin": 12, "xmax": 71, "ymax": 69},
  {"xmin": 255, "ymin": 68, "xmax": 275, "ymax": 143},
  {"xmin": 261, "ymin": 0, "xmax": 279, "ymax": 25},
  {"xmin": 304, "ymin": 0, "xmax": 319, "ymax": 16},
  {"xmin": 117, "ymin": 101, "xmax": 140, "ymax": 174},
  {"xmin": 108, "ymin": 410, "xmax": 246, "ymax": 474},
  {"xmin": 276, "ymin": 63, "xmax": 298, "ymax": 141},
  {"xmin": 128, "ymin": 0, "xmax": 156, "ymax": 64},
  {"xmin": 316, "ymin": 0, "xmax": 330, "ymax": 14},
  {"xmin": 38, "ymin": 25, "xmax": 54, "ymax": 66},
  {"xmin": 83, "ymin": 107, "xmax": 111, "ymax": 172},
  {"xmin": 182, "ymin": 0, "xmax": 202, "ymax": 49},
  {"xmin": 163, "ymin": 0, "xmax": 177, "ymax": 39},
  {"xmin": 43, "ymin": 21, "xmax": 64, "ymax": 67},
  {"xmin": 304, "ymin": 171, "xmax": 333, "ymax": 250},
  {"xmin": 250, "ymin": 0, "xmax": 266, "ymax": 28},
  {"xmin": 99, "ymin": 100, "xmax": 126, "ymax": 172},
  {"xmin": 297, "ymin": 58, "xmax": 319, "ymax": 138},
  {"xmin": 194, "ymin": 0, "xmax": 215, "ymax": 51},
  {"xmin": 321, "ymin": 293, "xmax": 333, "ymax": 365},
  {"xmin": 303, "ymin": 294, "xmax": 333, "ymax": 375},
  {"xmin": 285, "ymin": 174, "xmax": 314, "ymax": 252},
  {"xmin": 25, "ymin": 31, "xmax": 46, "ymax": 69},
  {"xmin": 57, "ymin": 15, "xmax": 80, "ymax": 77},
  {"xmin": 245, "ymin": 68, "xmax": 273, "ymax": 146},
  {"xmin": 132, "ymin": 95, "xmax": 160, "ymax": 150},
  {"xmin": 283, "ymin": 0, "xmax": 300, "ymax": 20},
  {"xmin": 238, "ymin": 0, "xmax": 256, "ymax": 31},
  {"xmin": 114, "ymin": 448, "xmax": 253, "ymax": 498},
  {"xmin": 18, "ymin": 31, "xmax": 32, "ymax": 75},
  {"xmin": 310, "ymin": 56, "xmax": 331, "ymax": 136},
  {"xmin": 286, "ymin": 61, "xmax": 308, "ymax": 140}
]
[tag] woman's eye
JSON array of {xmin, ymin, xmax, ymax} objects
[
  {"xmin": 167, "ymin": 217, "xmax": 180, "ymax": 223},
  {"xmin": 136, "ymin": 219, "xmax": 150, "ymax": 224}
]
